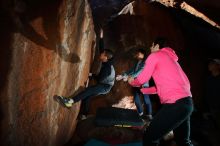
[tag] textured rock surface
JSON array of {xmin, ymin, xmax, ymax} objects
[
  {"xmin": 157, "ymin": 0, "xmax": 220, "ymax": 29},
  {"xmin": 185, "ymin": 0, "xmax": 220, "ymax": 25},
  {"xmin": 1, "ymin": 0, "xmax": 220, "ymax": 145},
  {"xmin": 0, "ymin": 0, "xmax": 95, "ymax": 145}
]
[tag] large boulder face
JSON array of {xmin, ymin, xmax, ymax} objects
[
  {"xmin": 185, "ymin": 0, "xmax": 220, "ymax": 24},
  {"xmin": 88, "ymin": 0, "xmax": 132, "ymax": 29},
  {"xmin": 0, "ymin": 0, "xmax": 96, "ymax": 146}
]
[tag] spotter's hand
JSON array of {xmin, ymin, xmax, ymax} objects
[
  {"xmin": 116, "ymin": 75, "xmax": 123, "ymax": 81},
  {"xmin": 128, "ymin": 76, "xmax": 134, "ymax": 84}
]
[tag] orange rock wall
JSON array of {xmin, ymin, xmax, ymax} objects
[{"xmin": 0, "ymin": 0, "xmax": 95, "ymax": 145}]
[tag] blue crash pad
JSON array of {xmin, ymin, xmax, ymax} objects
[
  {"xmin": 116, "ymin": 142, "xmax": 142, "ymax": 146},
  {"xmin": 84, "ymin": 139, "xmax": 110, "ymax": 146},
  {"xmin": 84, "ymin": 139, "xmax": 142, "ymax": 146}
]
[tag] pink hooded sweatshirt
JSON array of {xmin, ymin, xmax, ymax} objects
[{"xmin": 129, "ymin": 47, "xmax": 192, "ymax": 104}]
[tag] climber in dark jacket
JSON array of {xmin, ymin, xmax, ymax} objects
[
  {"xmin": 92, "ymin": 34, "xmax": 115, "ymax": 86},
  {"xmin": 56, "ymin": 29, "xmax": 115, "ymax": 115}
]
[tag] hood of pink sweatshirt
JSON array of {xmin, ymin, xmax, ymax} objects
[
  {"xmin": 130, "ymin": 47, "xmax": 192, "ymax": 104},
  {"xmin": 161, "ymin": 47, "xmax": 178, "ymax": 62}
]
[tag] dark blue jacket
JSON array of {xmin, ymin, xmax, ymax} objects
[
  {"xmin": 97, "ymin": 60, "xmax": 115, "ymax": 86},
  {"xmin": 93, "ymin": 38, "xmax": 115, "ymax": 86},
  {"xmin": 123, "ymin": 60, "xmax": 149, "ymax": 87}
]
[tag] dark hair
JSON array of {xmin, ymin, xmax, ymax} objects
[
  {"xmin": 104, "ymin": 49, "xmax": 114, "ymax": 60},
  {"xmin": 154, "ymin": 37, "xmax": 166, "ymax": 49},
  {"xmin": 136, "ymin": 48, "xmax": 147, "ymax": 60}
]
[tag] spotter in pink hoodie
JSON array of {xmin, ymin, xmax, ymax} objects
[{"xmin": 129, "ymin": 47, "xmax": 192, "ymax": 104}]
